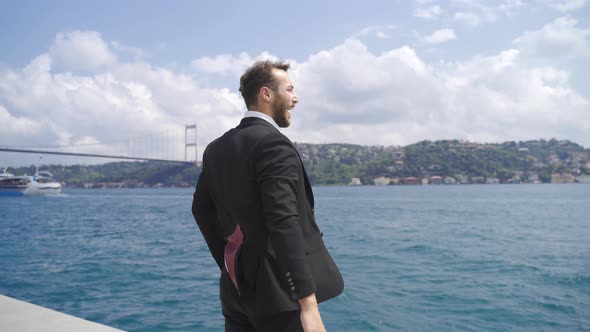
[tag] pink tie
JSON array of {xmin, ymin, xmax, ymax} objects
[{"xmin": 224, "ymin": 224, "xmax": 244, "ymax": 292}]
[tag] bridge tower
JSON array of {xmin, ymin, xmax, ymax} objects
[{"xmin": 185, "ymin": 124, "xmax": 197, "ymax": 163}]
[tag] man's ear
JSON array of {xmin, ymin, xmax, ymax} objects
[{"xmin": 260, "ymin": 86, "xmax": 272, "ymax": 103}]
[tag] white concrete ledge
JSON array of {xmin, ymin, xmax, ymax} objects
[{"xmin": 0, "ymin": 294, "xmax": 125, "ymax": 332}]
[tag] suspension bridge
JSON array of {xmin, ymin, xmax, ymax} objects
[{"xmin": 0, "ymin": 124, "xmax": 198, "ymax": 165}]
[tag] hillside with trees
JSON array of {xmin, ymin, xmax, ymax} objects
[{"xmin": 295, "ymin": 139, "xmax": 589, "ymax": 185}]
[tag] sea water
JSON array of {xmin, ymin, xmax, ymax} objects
[{"xmin": 1, "ymin": 185, "xmax": 589, "ymax": 331}]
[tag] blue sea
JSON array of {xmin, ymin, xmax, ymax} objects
[{"xmin": 1, "ymin": 185, "xmax": 589, "ymax": 331}]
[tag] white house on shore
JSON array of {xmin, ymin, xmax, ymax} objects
[
  {"xmin": 349, "ymin": 177, "xmax": 362, "ymax": 186},
  {"xmin": 373, "ymin": 176, "xmax": 391, "ymax": 186},
  {"xmin": 444, "ymin": 177, "xmax": 456, "ymax": 184},
  {"xmin": 486, "ymin": 178, "xmax": 500, "ymax": 184}
]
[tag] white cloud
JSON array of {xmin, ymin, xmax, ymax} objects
[
  {"xmin": 452, "ymin": 0, "xmax": 524, "ymax": 26},
  {"xmin": 191, "ymin": 53, "xmax": 253, "ymax": 76},
  {"xmin": 497, "ymin": 0, "xmax": 525, "ymax": 13},
  {"xmin": 415, "ymin": 5, "xmax": 442, "ymax": 19},
  {"xmin": 2, "ymin": 29, "xmax": 590, "ymax": 167},
  {"xmin": 0, "ymin": 32, "xmax": 247, "ymax": 161},
  {"xmin": 111, "ymin": 41, "xmax": 147, "ymax": 60},
  {"xmin": 0, "ymin": 105, "xmax": 42, "ymax": 137},
  {"xmin": 49, "ymin": 31, "xmax": 117, "ymax": 71},
  {"xmin": 454, "ymin": 11, "xmax": 482, "ymax": 26},
  {"xmin": 376, "ymin": 31, "xmax": 392, "ymax": 39},
  {"xmin": 424, "ymin": 29, "xmax": 457, "ymax": 44},
  {"xmin": 190, "ymin": 52, "xmax": 278, "ymax": 77},
  {"xmin": 513, "ymin": 16, "xmax": 590, "ymax": 60},
  {"xmin": 283, "ymin": 38, "xmax": 589, "ymax": 147},
  {"xmin": 548, "ymin": 0, "xmax": 588, "ymax": 12},
  {"xmin": 350, "ymin": 25, "xmax": 397, "ymax": 40}
]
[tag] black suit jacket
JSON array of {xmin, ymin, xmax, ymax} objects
[{"xmin": 192, "ymin": 117, "xmax": 343, "ymax": 314}]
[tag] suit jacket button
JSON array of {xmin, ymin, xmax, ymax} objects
[
  {"xmin": 290, "ymin": 286, "xmax": 295, "ymax": 291},
  {"xmin": 286, "ymin": 272, "xmax": 291, "ymax": 277}
]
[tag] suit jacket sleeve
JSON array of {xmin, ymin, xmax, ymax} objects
[
  {"xmin": 255, "ymin": 134, "xmax": 316, "ymax": 300},
  {"xmin": 192, "ymin": 150, "xmax": 225, "ymax": 271}
]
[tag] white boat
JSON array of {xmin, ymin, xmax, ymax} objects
[
  {"xmin": 0, "ymin": 167, "xmax": 14, "ymax": 178},
  {"xmin": 0, "ymin": 167, "xmax": 62, "ymax": 196}
]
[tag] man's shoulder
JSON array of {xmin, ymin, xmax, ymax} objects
[
  {"xmin": 204, "ymin": 120, "xmax": 291, "ymax": 155},
  {"xmin": 233, "ymin": 119, "xmax": 291, "ymax": 146},
  {"xmin": 239, "ymin": 118, "xmax": 283, "ymax": 137}
]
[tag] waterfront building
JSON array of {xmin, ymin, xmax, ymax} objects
[
  {"xmin": 528, "ymin": 174, "xmax": 540, "ymax": 183},
  {"xmin": 444, "ymin": 177, "xmax": 456, "ymax": 184},
  {"xmin": 507, "ymin": 176, "xmax": 521, "ymax": 184},
  {"xmin": 455, "ymin": 174, "xmax": 469, "ymax": 184},
  {"xmin": 575, "ymin": 175, "xmax": 590, "ymax": 183},
  {"xmin": 507, "ymin": 174, "xmax": 522, "ymax": 184},
  {"xmin": 373, "ymin": 177, "xmax": 391, "ymax": 186},
  {"xmin": 486, "ymin": 178, "xmax": 500, "ymax": 184},
  {"xmin": 106, "ymin": 182, "xmax": 125, "ymax": 189},
  {"xmin": 430, "ymin": 176, "xmax": 443, "ymax": 185},
  {"xmin": 401, "ymin": 177, "xmax": 420, "ymax": 185},
  {"xmin": 348, "ymin": 178, "xmax": 362, "ymax": 186},
  {"xmin": 471, "ymin": 176, "xmax": 485, "ymax": 184},
  {"xmin": 551, "ymin": 173, "xmax": 576, "ymax": 184}
]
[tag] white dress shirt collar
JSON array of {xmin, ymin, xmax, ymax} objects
[{"xmin": 243, "ymin": 111, "xmax": 280, "ymax": 131}]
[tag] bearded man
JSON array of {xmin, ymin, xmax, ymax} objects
[{"xmin": 193, "ymin": 60, "xmax": 343, "ymax": 332}]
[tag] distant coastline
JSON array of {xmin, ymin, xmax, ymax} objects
[{"xmin": 3, "ymin": 138, "xmax": 589, "ymax": 187}]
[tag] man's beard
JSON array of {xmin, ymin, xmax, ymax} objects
[{"xmin": 271, "ymin": 97, "xmax": 291, "ymax": 128}]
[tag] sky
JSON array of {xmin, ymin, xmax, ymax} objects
[{"xmin": 1, "ymin": 0, "xmax": 589, "ymax": 166}]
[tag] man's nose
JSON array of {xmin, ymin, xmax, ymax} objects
[{"xmin": 293, "ymin": 95, "xmax": 299, "ymax": 104}]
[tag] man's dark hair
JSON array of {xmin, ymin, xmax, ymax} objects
[{"xmin": 239, "ymin": 60, "xmax": 290, "ymax": 109}]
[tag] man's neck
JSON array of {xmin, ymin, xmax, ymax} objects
[{"xmin": 248, "ymin": 105, "xmax": 273, "ymax": 118}]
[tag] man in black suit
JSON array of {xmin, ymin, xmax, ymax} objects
[{"xmin": 192, "ymin": 60, "xmax": 343, "ymax": 331}]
